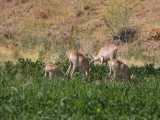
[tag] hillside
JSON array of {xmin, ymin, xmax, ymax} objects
[{"xmin": 0, "ymin": 0, "xmax": 160, "ymax": 66}]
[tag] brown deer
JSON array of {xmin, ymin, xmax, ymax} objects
[
  {"xmin": 44, "ymin": 63, "xmax": 62, "ymax": 79},
  {"xmin": 91, "ymin": 42, "xmax": 119, "ymax": 76},
  {"xmin": 108, "ymin": 59, "xmax": 131, "ymax": 81},
  {"xmin": 66, "ymin": 49, "xmax": 90, "ymax": 78}
]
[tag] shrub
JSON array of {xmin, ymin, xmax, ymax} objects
[{"xmin": 113, "ymin": 27, "xmax": 137, "ymax": 43}]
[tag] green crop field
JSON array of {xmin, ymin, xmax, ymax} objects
[{"xmin": 0, "ymin": 59, "xmax": 160, "ymax": 120}]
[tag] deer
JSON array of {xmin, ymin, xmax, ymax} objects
[
  {"xmin": 91, "ymin": 42, "xmax": 119, "ymax": 76},
  {"xmin": 66, "ymin": 49, "xmax": 90, "ymax": 78},
  {"xmin": 44, "ymin": 63, "xmax": 62, "ymax": 79},
  {"xmin": 108, "ymin": 59, "xmax": 132, "ymax": 81}
]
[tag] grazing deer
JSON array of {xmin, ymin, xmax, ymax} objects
[
  {"xmin": 66, "ymin": 49, "xmax": 90, "ymax": 78},
  {"xmin": 91, "ymin": 42, "xmax": 119, "ymax": 75},
  {"xmin": 92, "ymin": 43, "xmax": 119, "ymax": 65},
  {"xmin": 108, "ymin": 59, "xmax": 131, "ymax": 81},
  {"xmin": 44, "ymin": 63, "xmax": 62, "ymax": 79}
]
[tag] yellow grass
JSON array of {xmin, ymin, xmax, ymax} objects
[{"xmin": 0, "ymin": 0, "xmax": 160, "ymax": 65}]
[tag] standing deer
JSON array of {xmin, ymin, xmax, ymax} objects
[
  {"xmin": 91, "ymin": 42, "xmax": 119, "ymax": 76},
  {"xmin": 66, "ymin": 49, "xmax": 90, "ymax": 78},
  {"xmin": 92, "ymin": 43, "xmax": 118, "ymax": 64},
  {"xmin": 108, "ymin": 59, "xmax": 131, "ymax": 81},
  {"xmin": 44, "ymin": 63, "xmax": 62, "ymax": 79}
]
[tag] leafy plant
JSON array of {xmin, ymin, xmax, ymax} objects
[{"xmin": 0, "ymin": 59, "xmax": 160, "ymax": 120}]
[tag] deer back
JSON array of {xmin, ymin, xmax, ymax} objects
[
  {"xmin": 66, "ymin": 50, "xmax": 86, "ymax": 65},
  {"xmin": 97, "ymin": 44, "xmax": 118, "ymax": 60}
]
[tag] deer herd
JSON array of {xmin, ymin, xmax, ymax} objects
[
  {"xmin": 44, "ymin": 45, "xmax": 132, "ymax": 81},
  {"xmin": 44, "ymin": 33, "xmax": 133, "ymax": 82}
]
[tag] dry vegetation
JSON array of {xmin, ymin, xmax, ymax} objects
[{"xmin": 0, "ymin": 0, "xmax": 160, "ymax": 66}]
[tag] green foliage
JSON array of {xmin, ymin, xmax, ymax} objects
[
  {"xmin": 89, "ymin": 63, "xmax": 109, "ymax": 81},
  {"xmin": 0, "ymin": 59, "xmax": 160, "ymax": 120}
]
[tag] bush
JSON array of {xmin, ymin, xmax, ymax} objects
[{"xmin": 113, "ymin": 27, "xmax": 137, "ymax": 43}]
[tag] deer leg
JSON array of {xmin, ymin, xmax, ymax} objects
[
  {"xmin": 49, "ymin": 71, "xmax": 52, "ymax": 79},
  {"xmin": 44, "ymin": 71, "xmax": 47, "ymax": 77},
  {"xmin": 105, "ymin": 60, "xmax": 110, "ymax": 70},
  {"xmin": 82, "ymin": 64, "xmax": 89, "ymax": 80},
  {"xmin": 104, "ymin": 59, "xmax": 111, "ymax": 76},
  {"xmin": 108, "ymin": 63, "xmax": 112, "ymax": 77},
  {"xmin": 66, "ymin": 62, "xmax": 72, "ymax": 76},
  {"xmin": 101, "ymin": 58, "xmax": 113, "ymax": 80},
  {"xmin": 70, "ymin": 65, "xmax": 76, "ymax": 78},
  {"xmin": 113, "ymin": 71, "xmax": 117, "ymax": 80},
  {"xmin": 85, "ymin": 70, "xmax": 89, "ymax": 78},
  {"xmin": 100, "ymin": 56, "xmax": 104, "ymax": 64},
  {"xmin": 80, "ymin": 64, "xmax": 89, "ymax": 77},
  {"xmin": 45, "ymin": 71, "xmax": 47, "ymax": 77}
]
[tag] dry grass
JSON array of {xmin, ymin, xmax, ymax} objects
[{"xmin": 0, "ymin": 0, "xmax": 160, "ymax": 65}]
